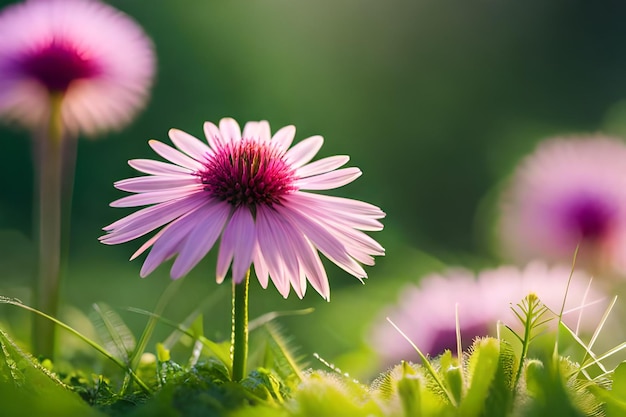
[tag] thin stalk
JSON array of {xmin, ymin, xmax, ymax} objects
[
  {"xmin": 231, "ymin": 270, "xmax": 250, "ymax": 382},
  {"xmin": 33, "ymin": 94, "xmax": 65, "ymax": 358}
]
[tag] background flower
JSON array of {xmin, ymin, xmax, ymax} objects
[
  {"xmin": 370, "ymin": 262, "xmax": 608, "ymax": 366},
  {"xmin": 101, "ymin": 118, "xmax": 385, "ymax": 300},
  {"xmin": 0, "ymin": 0, "xmax": 155, "ymax": 135},
  {"xmin": 496, "ymin": 137, "xmax": 626, "ymax": 275}
]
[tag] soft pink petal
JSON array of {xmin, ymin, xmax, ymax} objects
[
  {"xmin": 128, "ymin": 159, "xmax": 192, "ymax": 176},
  {"xmin": 242, "ymin": 120, "xmax": 271, "ymax": 143},
  {"xmin": 296, "ymin": 155, "xmax": 350, "ymax": 178},
  {"xmin": 286, "ymin": 194, "xmax": 384, "ymax": 231},
  {"xmin": 242, "ymin": 122, "xmax": 259, "ymax": 140},
  {"xmin": 272, "ymin": 125, "xmax": 296, "ymax": 150},
  {"xmin": 170, "ymin": 203, "xmax": 231, "ymax": 279},
  {"xmin": 252, "ymin": 243, "xmax": 270, "ymax": 289},
  {"xmin": 110, "ymin": 185, "xmax": 202, "ymax": 208},
  {"xmin": 292, "ymin": 192, "xmax": 385, "ymax": 218},
  {"xmin": 285, "ymin": 198, "xmax": 385, "ymax": 257},
  {"xmin": 275, "ymin": 204, "xmax": 367, "ymax": 279},
  {"xmin": 295, "ymin": 167, "xmax": 362, "ymax": 190},
  {"xmin": 149, "ymin": 140, "xmax": 204, "ymax": 171},
  {"xmin": 219, "ymin": 117, "xmax": 241, "ymax": 143},
  {"xmin": 140, "ymin": 212, "xmax": 200, "ymax": 276},
  {"xmin": 284, "ymin": 224, "xmax": 330, "ymax": 300},
  {"xmin": 283, "ymin": 192, "xmax": 383, "ymax": 231},
  {"xmin": 114, "ymin": 176, "xmax": 196, "ymax": 192},
  {"xmin": 203, "ymin": 121, "xmax": 225, "ymax": 150},
  {"xmin": 216, "ymin": 207, "xmax": 256, "ymax": 284},
  {"xmin": 101, "ymin": 196, "xmax": 207, "ymax": 244},
  {"xmin": 130, "ymin": 226, "xmax": 167, "ymax": 261},
  {"xmin": 168, "ymin": 128, "xmax": 213, "ymax": 161},
  {"xmin": 256, "ymin": 206, "xmax": 303, "ymax": 298},
  {"xmin": 284, "ymin": 135, "xmax": 323, "ymax": 168},
  {"xmin": 257, "ymin": 121, "xmax": 271, "ymax": 143}
]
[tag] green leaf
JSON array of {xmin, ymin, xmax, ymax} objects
[
  {"xmin": 0, "ymin": 296, "xmax": 152, "ymax": 394},
  {"xmin": 523, "ymin": 357, "xmax": 586, "ymax": 417},
  {"xmin": 460, "ymin": 337, "xmax": 501, "ymax": 417},
  {"xmin": 90, "ymin": 302, "xmax": 136, "ymax": 364},
  {"xmin": 241, "ymin": 368, "xmax": 285, "ymax": 404},
  {"xmin": 0, "ymin": 328, "xmax": 106, "ymax": 416},
  {"xmin": 262, "ymin": 323, "xmax": 305, "ymax": 384},
  {"xmin": 604, "ymin": 362, "xmax": 626, "ymax": 417},
  {"xmin": 397, "ymin": 361, "xmax": 422, "ymax": 417},
  {"xmin": 440, "ymin": 350, "xmax": 464, "ymax": 406},
  {"xmin": 291, "ymin": 370, "xmax": 384, "ymax": 417}
]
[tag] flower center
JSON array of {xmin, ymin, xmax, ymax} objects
[
  {"xmin": 20, "ymin": 39, "xmax": 101, "ymax": 93},
  {"xmin": 200, "ymin": 139, "xmax": 297, "ymax": 209},
  {"xmin": 564, "ymin": 196, "xmax": 615, "ymax": 241},
  {"xmin": 428, "ymin": 321, "xmax": 489, "ymax": 357}
]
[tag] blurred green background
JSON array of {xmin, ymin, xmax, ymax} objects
[{"xmin": 2, "ymin": 0, "xmax": 626, "ymax": 378}]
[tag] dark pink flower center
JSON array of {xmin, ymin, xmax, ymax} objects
[
  {"xmin": 200, "ymin": 139, "xmax": 297, "ymax": 209},
  {"xmin": 564, "ymin": 196, "xmax": 615, "ymax": 241},
  {"xmin": 428, "ymin": 322, "xmax": 489, "ymax": 357},
  {"xmin": 20, "ymin": 39, "xmax": 101, "ymax": 92}
]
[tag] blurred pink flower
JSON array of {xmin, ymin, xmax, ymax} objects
[
  {"xmin": 100, "ymin": 118, "xmax": 385, "ymax": 300},
  {"xmin": 0, "ymin": 0, "xmax": 155, "ymax": 135},
  {"xmin": 370, "ymin": 262, "xmax": 607, "ymax": 365},
  {"xmin": 497, "ymin": 137, "xmax": 626, "ymax": 274}
]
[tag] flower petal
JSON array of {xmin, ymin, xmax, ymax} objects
[
  {"xmin": 287, "ymin": 193, "xmax": 384, "ymax": 231},
  {"xmin": 140, "ymin": 213, "xmax": 200, "ymax": 276},
  {"xmin": 276, "ymin": 204, "xmax": 367, "ymax": 279},
  {"xmin": 168, "ymin": 128, "xmax": 213, "ymax": 161},
  {"xmin": 216, "ymin": 207, "xmax": 256, "ymax": 284},
  {"xmin": 296, "ymin": 155, "xmax": 349, "ymax": 178},
  {"xmin": 114, "ymin": 176, "xmax": 196, "ymax": 193},
  {"xmin": 219, "ymin": 117, "xmax": 241, "ymax": 143},
  {"xmin": 295, "ymin": 167, "xmax": 362, "ymax": 190},
  {"xmin": 128, "ymin": 159, "xmax": 192, "ymax": 176},
  {"xmin": 170, "ymin": 203, "xmax": 231, "ymax": 279},
  {"xmin": 203, "ymin": 121, "xmax": 225, "ymax": 150},
  {"xmin": 149, "ymin": 140, "xmax": 204, "ymax": 171},
  {"xmin": 101, "ymin": 195, "xmax": 207, "ymax": 244},
  {"xmin": 284, "ymin": 135, "xmax": 323, "ymax": 168},
  {"xmin": 257, "ymin": 120, "xmax": 271, "ymax": 143},
  {"xmin": 292, "ymin": 192, "xmax": 385, "ymax": 218},
  {"xmin": 283, "ymin": 224, "xmax": 330, "ymax": 300},
  {"xmin": 272, "ymin": 125, "xmax": 296, "ymax": 151},
  {"xmin": 256, "ymin": 206, "xmax": 303, "ymax": 298},
  {"xmin": 242, "ymin": 121, "xmax": 260, "ymax": 140},
  {"xmin": 109, "ymin": 185, "xmax": 202, "ymax": 208},
  {"xmin": 252, "ymin": 243, "xmax": 270, "ymax": 289}
]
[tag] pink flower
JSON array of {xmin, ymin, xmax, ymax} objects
[
  {"xmin": 497, "ymin": 136, "xmax": 626, "ymax": 275},
  {"xmin": 100, "ymin": 118, "xmax": 385, "ymax": 300},
  {"xmin": 370, "ymin": 262, "xmax": 607, "ymax": 365},
  {"xmin": 0, "ymin": 0, "xmax": 155, "ymax": 135}
]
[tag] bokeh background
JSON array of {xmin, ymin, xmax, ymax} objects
[{"xmin": 2, "ymin": 0, "xmax": 626, "ymax": 379}]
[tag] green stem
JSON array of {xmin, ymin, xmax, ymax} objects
[
  {"xmin": 231, "ymin": 270, "xmax": 250, "ymax": 382},
  {"xmin": 33, "ymin": 94, "xmax": 65, "ymax": 358}
]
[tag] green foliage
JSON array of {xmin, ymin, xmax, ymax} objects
[
  {"xmin": 460, "ymin": 338, "xmax": 510, "ymax": 417},
  {"xmin": 0, "ymin": 328, "xmax": 106, "ymax": 417},
  {"xmin": 91, "ymin": 303, "xmax": 136, "ymax": 365},
  {"xmin": 2, "ymin": 292, "xmax": 625, "ymax": 416},
  {"xmin": 594, "ymin": 362, "xmax": 626, "ymax": 417}
]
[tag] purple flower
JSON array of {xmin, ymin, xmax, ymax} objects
[
  {"xmin": 370, "ymin": 262, "xmax": 607, "ymax": 365},
  {"xmin": 497, "ymin": 137, "xmax": 626, "ymax": 274},
  {"xmin": 0, "ymin": 0, "xmax": 155, "ymax": 135},
  {"xmin": 100, "ymin": 118, "xmax": 385, "ymax": 300}
]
